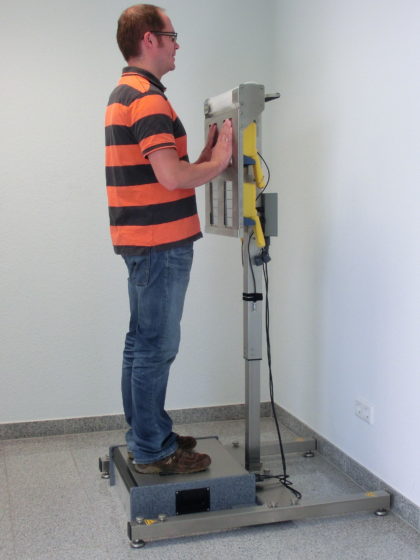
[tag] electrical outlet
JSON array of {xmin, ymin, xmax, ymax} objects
[{"xmin": 354, "ymin": 400, "xmax": 374, "ymax": 424}]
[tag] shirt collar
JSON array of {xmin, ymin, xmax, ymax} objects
[{"xmin": 122, "ymin": 66, "xmax": 166, "ymax": 92}]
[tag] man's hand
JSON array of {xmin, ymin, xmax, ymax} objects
[
  {"xmin": 195, "ymin": 123, "xmax": 218, "ymax": 164},
  {"xmin": 195, "ymin": 120, "xmax": 233, "ymax": 168},
  {"xmin": 210, "ymin": 119, "xmax": 232, "ymax": 170}
]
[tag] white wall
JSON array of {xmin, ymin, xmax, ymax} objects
[
  {"xmin": 0, "ymin": 0, "xmax": 276, "ymax": 423},
  {"xmin": 271, "ymin": 0, "xmax": 420, "ymax": 506}
]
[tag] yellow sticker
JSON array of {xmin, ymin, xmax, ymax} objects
[
  {"xmin": 144, "ymin": 519, "xmax": 158, "ymax": 526},
  {"xmin": 365, "ymin": 492, "xmax": 376, "ymax": 497}
]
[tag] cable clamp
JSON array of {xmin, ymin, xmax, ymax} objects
[{"xmin": 242, "ymin": 292, "xmax": 263, "ymax": 302}]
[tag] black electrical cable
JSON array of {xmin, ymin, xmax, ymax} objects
[
  {"xmin": 256, "ymin": 151, "xmax": 271, "ymax": 200},
  {"xmin": 247, "ymin": 232, "xmax": 257, "ymax": 294},
  {"xmin": 260, "ymin": 259, "xmax": 302, "ymax": 501}
]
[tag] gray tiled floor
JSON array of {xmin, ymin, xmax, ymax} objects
[{"xmin": 1, "ymin": 418, "xmax": 419, "ymax": 560}]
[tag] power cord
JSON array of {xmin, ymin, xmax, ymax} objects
[
  {"xmin": 248, "ymin": 232, "xmax": 257, "ymax": 293},
  {"xmin": 257, "ymin": 257, "xmax": 302, "ymax": 501},
  {"xmin": 256, "ymin": 151, "xmax": 271, "ymax": 200}
]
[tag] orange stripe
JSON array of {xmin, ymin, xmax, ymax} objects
[
  {"xmin": 119, "ymin": 74, "xmax": 150, "ymax": 93},
  {"xmin": 107, "ymin": 185, "xmax": 195, "ymax": 207},
  {"xmin": 130, "ymin": 95, "xmax": 175, "ymax": 122},
  {"xmin": 175, "ymin": 136, "xmax": 187, "ymax": 158},
  {"xmin": 105, "ymin": 95, "xmax": 175, "ymax": 127},
  {"xmin": 110, "ymin": 215, "xmax": 201, "ymax": 247},
  {"xmin": 105, "ymin": 145, "xmax": 147, "ymax": 167},
  {"xmin": 105, "ymin": 103, "xmax": 129, "ymax": 127},
  {"xmin": 105, "ymin": 141, "xmax": 187, "ymax": 170}
]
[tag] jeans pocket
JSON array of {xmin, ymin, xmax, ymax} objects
[
  {"xmin": 168, "ymin": 243, "xmax": 194, "ymax": 272},
  {"xmin": 123, "ymin": 252, "xmax": 151, "ymax": 287}
]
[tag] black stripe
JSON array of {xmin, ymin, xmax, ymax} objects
[
  {"xmin": 173, "ymin": 117, "xmax": 186, "ymax": 139},
  {"xmin": 106, "ymin": 156, "xmax": 189, "ymax": 185},
  {"xmin": 106, "ymin": 164, "xmax": 156, "ymax": 186},
  {"xmin": 108, "ymin": 84, "xmax": 152, "ymax": 107},
  {"xmin": 105, "ymin": 119, "xmax": 182, "ymax": 146},
  {"xmin": 132, "ymin": 114, "xmax": 174, "ymax": 142},
  {"xmin": 113, "ymin": 233, "xmax": 202, "ymax": 255},
  {"xmin": 105, "ymin": 125, "xmax": 137, "ymax": 146},
  {"xmin": 109, "ymin": 196, "xmax": 198, "ymax": 226}
]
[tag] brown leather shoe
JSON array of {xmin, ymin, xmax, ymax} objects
[
  {"xmin": 127, "ymin": 434, "xmax": 196, "ymax": 461},
  {"xmin": 133, "ymin": 448, "xmax": 211, "ymax": 474}
]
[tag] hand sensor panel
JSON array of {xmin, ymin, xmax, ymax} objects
[{"xmin": 204, "ymin": 83, "xmax": 266, "ymax": 239}]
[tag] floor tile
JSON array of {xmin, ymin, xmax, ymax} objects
[
  {"xmin": 0, "ymin": 447, "xmax": 15, "ymax": 560},
  {"xmin": 2, "ymin": 435, "xmax": 69, "ymax": 455},
  {"xmin": 0, "ymin": 448, "xmax": 9, "ymax": 504},
  {"xmin": 11, "ymin": 497, "xmax": 107, "ymax": 559},
  {"xmin": 1, "ymin": 418, "xmax": 419, "ymax": 560},
  {"xmin": 23, "ymin": 549, "xmax": 107, "ymax": 560},
  {"xmin": 64, "ymin": 429, "xmax": 126, "ymax": 450},
  {"xmin": 0, "ymin": 511, "xmax": 15, "ymax": 560},
  {"xmin": 5, "ymin": 449, "xmax": 80, "ymax": 489}
]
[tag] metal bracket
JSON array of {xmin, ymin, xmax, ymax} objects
[
  {"xmin": 98, "ymin": 455, "xmax": 110, "ymax": 479},
  {"xmin": 127, "ymin": 490, "xmax": 390, "ymax": 544}
]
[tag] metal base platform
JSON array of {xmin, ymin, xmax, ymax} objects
[
  {"xmin": 99, "ymin": 435, "xmax": 390, "ymax": 548},
  {"xmin": 110, "ymin": 437, "xmax": 256, "ymax": 520}
]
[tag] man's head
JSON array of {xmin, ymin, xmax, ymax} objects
[
  {"xmin": 117, "ymin": 4, "xmax": 164, "ymax": 61},
  {"xmin": 117, "ymin": 4, "xmax": 179, "ymax": 78}
]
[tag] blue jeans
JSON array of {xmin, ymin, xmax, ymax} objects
[{"xmin": 121, "ymin": 244, "xmax": 193, "ymax": 464}]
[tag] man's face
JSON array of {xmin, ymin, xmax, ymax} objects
[{"xmin": 155, "ymin": 12, "xmax": 179, "ymax": 75}]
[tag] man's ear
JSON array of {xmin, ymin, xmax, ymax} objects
[{"xmin": 142, "ymin": 31, "xmax": 155, "ymax": 49}]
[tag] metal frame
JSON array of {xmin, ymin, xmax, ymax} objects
[
  {"xmin": 204, "ymin": 83, "xmax": 268, "ymax": 471},
  {"xmin": 100, "ymin": 437, "xmax": 390, "ymax": 548},
  {"xmin": 128, "ymin": 489, "xmax": 390, "ymax": 545},
  {"xmin": 243, "ymin": 228, "xmax": 264, "ymax": 471}
]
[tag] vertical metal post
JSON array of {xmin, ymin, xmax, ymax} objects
[{"xmin": 243, "ymin": 229, "xmax": 263, "ymax": 471}]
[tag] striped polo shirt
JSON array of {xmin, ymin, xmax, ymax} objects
[{"xmin": 105, "ymin": 67, "xmax": 202, "ymax": 254}]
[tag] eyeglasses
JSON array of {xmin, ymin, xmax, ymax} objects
[{"xmin": 152, "ymin": 31, "xmax": 178, "ymax": 42}]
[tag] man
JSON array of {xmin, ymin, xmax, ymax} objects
[{"xmin": 105, "ymin": 4, "xmax": 232, "ymax": 474}]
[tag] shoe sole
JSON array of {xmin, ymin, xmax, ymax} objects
[
  {"xmin": 134, "ymin": 451, "xmax": 211, "ymax": 475},
  {"xmin": 127, "ymin": 436, "xmax": 197, "ymax": 462},
  {"xmin": 133, "ymin": 463, "xmax": 210, "ymax": 475}
]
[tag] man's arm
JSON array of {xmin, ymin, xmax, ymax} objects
[{"xmin": 148, "ymin": 120, "xmax": 232, "ymax": 191}]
